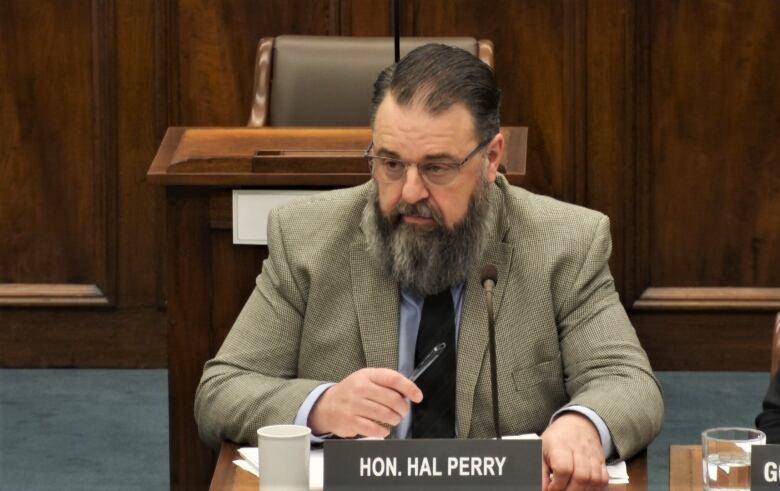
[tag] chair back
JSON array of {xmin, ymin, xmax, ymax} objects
[{"xmin": 248, "ymin": 35, "xmax": 495, "ymax": 127}]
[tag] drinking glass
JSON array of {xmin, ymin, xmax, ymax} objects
[{"xmin": 702, "ymin": 427, "xmax": 765, "ymax": 491}]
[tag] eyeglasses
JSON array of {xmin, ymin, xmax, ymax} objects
[{"xmin": 364, "ymin": 137, "xmax": 493, "ymax": 186}]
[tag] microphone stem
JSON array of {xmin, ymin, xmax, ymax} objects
[{"xmin": 486, "ymin": 287, "xmax": 502, "ymax": 439}]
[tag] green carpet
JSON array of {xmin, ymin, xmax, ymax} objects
[
  {"xmin": 0, "ymin": 369, "xmax": 770, "ymax": 490},
  {"xmin": 0, "ymin": 369, "xmax": 168, "ymax": 491}
]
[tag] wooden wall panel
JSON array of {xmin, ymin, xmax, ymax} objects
[
  {"xmin": 117, "ymin": 0, "xmax": 166, "ymax": 308},
  {"xmin": 0, "ymin": 0, "xmax": 165, "ymax": 367},
  {"xmin": 3, "ymin": 0, "xmax": 780, "ymax": 372},
  {"xmin": 340, "ymin": 0, "xmax": 397, "ymax": 36},
  {"xmin": 646, "ymin": 0, "xmax": 780, "ymax": 290},
  {"xmin": 633, "ymin": 311, "xmax": 776, "ymax": 371},
  {"xmin": 0, "ymin": 308, "xmax": 165, "ymax": 367},
  {"xmin": 405, "ymin": 0, "xmax": 572, "ymax": 200},
  {"xmin": 175, "ymin": 0, "xmax": 335, "ymax": 126},
  {"xmin": 583, "ymin": 0, "xmax": 633, "ymax": 297},
  {"xmin": 0, "ymin": 0, "xmax": 106, "ymax": 291}
]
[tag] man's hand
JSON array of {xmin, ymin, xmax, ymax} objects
[
  {"xmin": 308, "ymin": 368, "xmax": 423, "ymax": 438},
  {"xmin": 541, "ymin": 412, "xmax": 609, "ymax": 491}
]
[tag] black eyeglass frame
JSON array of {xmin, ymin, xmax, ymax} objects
[{"xmin": 363, "ymin": 136, "xmax": 495, "ymax": 185}]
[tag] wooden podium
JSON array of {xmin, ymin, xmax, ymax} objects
[{"xmin": 147, "ymin": 126, "xmax": 527, "ymax": 491}]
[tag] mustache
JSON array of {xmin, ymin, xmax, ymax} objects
[{"xmin": 388, "ymin": 201, "xmax": 445, "ymax": 227}]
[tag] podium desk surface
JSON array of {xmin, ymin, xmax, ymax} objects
[
  {"xmin": 669, "ymin": 445, "xmax": 703, "ymax": 491},
  {"xmin": 147, "ymin": 126, "xmax": 527, "ymax": 187},
  {"xmin": 210, "ymin": 441, "xmax": 648, "ymax": 491}
]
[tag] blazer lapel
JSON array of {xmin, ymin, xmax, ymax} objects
[
  {"xmin": 456, "ymin": 241, "xmax": 513, "ymax": 437},
  {"xmin": 456, "ymin": 179, "xmax": 514, "ymax": 437},
  {"xmin": 350, "ymin": 240, "xmax": 400, "ymax": 370}
]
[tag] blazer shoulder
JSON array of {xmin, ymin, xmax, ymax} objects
[
  {"xmin": 269, "ymin": 182, "xmax": 370, "ymax": 257},
  {"xmin": 501, "ymin": 183, "xmax": 609, "ymax": 246},
  {"xmin": 275, "ymin": 182, "xmax": 370, "ymax": 217}
]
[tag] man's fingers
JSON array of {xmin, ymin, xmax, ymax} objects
[
  {"xmin": 594, "ymin": 457, "xmax": 609, "ymax": 487},
  {"xmin": 564, "ymin": 454, "xmax": 608, "ymax": 491},
  {"xmin": 368, "ymin": 368, "xmax": 423, "ymax": 402},
  {"xmin": 546, "ymin": 448, "xmax": 573, "ymax": 491},
  {"xmin": 542, "ymin": 459, "xmax": 551, "ymax": 490},
  {"xmin": 313, "ymin": 368, "xmax": 421, "ymax": 437},
  {"xmin": 352, "ymin": 416, "xmax": 393, "ymax": 439},
  {"xmin": 345, "ymin": 369, "xmax": 412, "ymax": 418},
  {"xmin": 568, "ymin": 456, "xmax": 591, "ymax": 490},
  {"xmin": 601, "ymin": 463, "xmax": 610, "ymax": 486},
  {"xmin": 357, "ymin": 398, "xmax": 403, "ymax": 427}
]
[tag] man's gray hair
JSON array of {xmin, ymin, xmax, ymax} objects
[{"xmin": 370, "ymin": 43, "xmax": 501, "ymax": 142}]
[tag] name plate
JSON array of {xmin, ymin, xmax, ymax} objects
[
  {"xmin": 324, "ymin": 439, "xmax": 541, "ymax": 491},
  {"xmin": 752, "ymin": 444, "xmax": 780, "ymax": 490}
]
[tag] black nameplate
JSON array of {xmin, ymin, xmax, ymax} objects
[
  {"xmin": 752, "ymin": 444, "xmax": 780, "ymax": 490},
  {"xmin": 324, "ymin": 438, "xmax": 541, "ymax": 491}
]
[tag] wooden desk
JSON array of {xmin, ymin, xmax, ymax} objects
[
  {"xmin": 669, "ymin": 445, "xmax": 702, "ymax": 490},
  {"xmin": 210, "ymin": 442, "xmax": 648, "ymax": 491},
  {"xmin": 148, "ymin": 127, "xmax": 528, "ymax": 491}
]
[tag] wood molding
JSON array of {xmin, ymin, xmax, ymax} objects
[
  {"xmin": 328, "ymin": 0, "xmax": 341, "ymax": 34},
  {"xmin": 563, "ymin": 0, "xmax": 586, "ymax": 205},
  {"xmin": 634, "ymin": 287, "xmax": 780, "ymax": 311},
  {"xmin": 0, "ymin": 284, "xmax": 109, "ymax": 307},
  {"xmin": 159, "ymin": 0, "xmax": 179, "ymax": 128},
  {"xmin": 621, "ymin": 0, "xmax": 640, "ymax": 306},
  {"xmin": 92, "ymin": 0, "xmax": 118, "ymax": 305},
  {"xmin": 629, "ymin": 0, "xmax": 652, "ymax": 309},
  {"xmin": 154, "ymin": 0, "xmax": 174, "ymax": 309}
]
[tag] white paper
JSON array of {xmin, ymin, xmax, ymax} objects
[
  {"xmin": 607, "ymin": 460, "xmax": 629, "ymax": 484},
  {"xmin": 234, "ymin": 435, "xmax": 629, "ymax": 487},
  {"xmin": 232, "ymin": 190, "xmax": 319, "ymax": 245}
]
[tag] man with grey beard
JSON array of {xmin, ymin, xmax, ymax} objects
[{"xmin": 195, "ymin": 43, "xmax": 663, "ymax": 491}]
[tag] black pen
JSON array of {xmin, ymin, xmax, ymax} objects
[{"xmin": 409, "ymin": 342, "xmax": 447, "ymax": 382}]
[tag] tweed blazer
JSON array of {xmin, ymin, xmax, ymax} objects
[{"xmin": 194, "ymin": 175, "xmax": 663, "ymax": 459}]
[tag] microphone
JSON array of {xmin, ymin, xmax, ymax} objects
[
  {"xmin": 480, "ymin": 264, "xmax": 497, "ymax": 292},
  {"xmin": 480, "ymin": 264, "xmax": 501, "ymax": 439},
  {"xmin": 393, "ymin": 0, "xmax": 400, "ymax": 63}
]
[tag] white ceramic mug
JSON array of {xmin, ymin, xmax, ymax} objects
[{"xmin": 257, "ymin": 424, "xmax": 311, "ymax": 491}]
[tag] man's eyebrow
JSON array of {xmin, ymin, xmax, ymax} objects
[
  {"xmin": 374, "ymin": 147, "xmax": 458, "ymax": 161},
  {"xmin": 375, "ymin": 146, "xmax": 400, "ymax": 158},
  {"xmin": 422, "ymin": 152, "xmax": 459, "ymax": 161}
]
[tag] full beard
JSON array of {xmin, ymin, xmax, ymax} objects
[{"xmin": 361, "ymin": 175, "xmax": 494, "ymax": 297}]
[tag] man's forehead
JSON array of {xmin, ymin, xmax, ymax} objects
[{"xmin": 372, "ymin": 95, "xmax": 478, "ymax": 150}]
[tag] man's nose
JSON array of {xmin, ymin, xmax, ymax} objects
[{"xmin": 400, "ymin": 166, "xmax": 430, "ymax": 204}]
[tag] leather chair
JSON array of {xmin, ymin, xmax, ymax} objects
[
  {"xmin": 248, "ymin": 35, "xmax": 495, "ymax": 127},
  {"xmin": 771, "ymin": 311, "xmax": 780, "ymax": 377}
]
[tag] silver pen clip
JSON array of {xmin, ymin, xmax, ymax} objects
[{"xmin": 409, "ymin": 342, "xmax": 447, "ymax": 382}]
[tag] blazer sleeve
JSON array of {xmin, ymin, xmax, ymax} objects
[
  {"xmin": 556, "ymin": 215, "xmax": 664, "ymax": 460},
  {"xmin": 194, "ymin": 208, "xmax": 326, "ymax": 448},
  {"xmin": 756, "ymin": 370, "xmax": 780, "ymax": 443}
]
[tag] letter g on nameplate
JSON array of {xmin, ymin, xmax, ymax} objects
[
  {"xmin": 751, "ymin": 444, "xmax": 780, "ymax": 491},
  {"xmin": 324, "ymin": 439, "xmax": 541, "ymax": 491}
]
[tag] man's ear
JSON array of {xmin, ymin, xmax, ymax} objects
[{"xmin": 485, "ymin": 133, "xmax": 505, "ymax": 183}]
